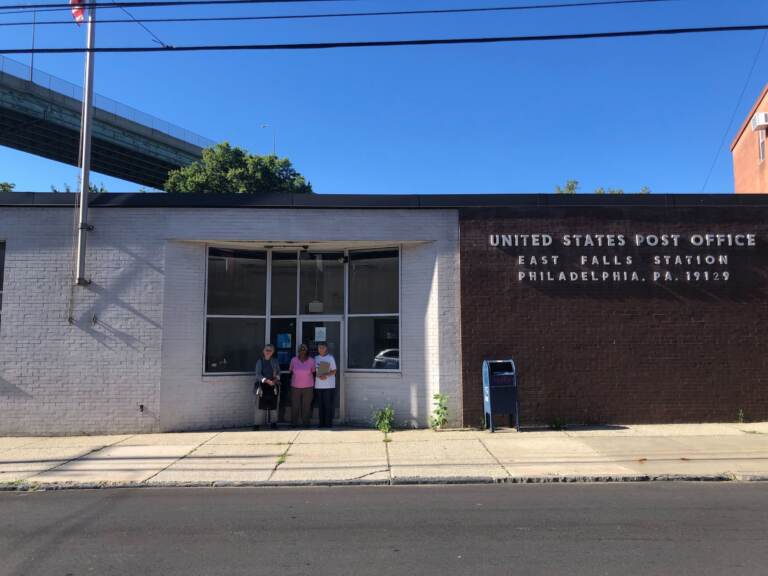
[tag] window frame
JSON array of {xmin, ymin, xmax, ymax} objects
[
  {"xmin": 203, "ymin": 246, "xmax": 269, "ymax": 376},
  {"xmin": 759, "ymin": 129, "xmax": 766, "ymax": 163},
  {"xmin": 268, "ymin": 250, "xmax": 300, "ymax": 375},
  {"xmin": 202, "ymin": 244, "xmax": 401, "ymax": 376},
  {"xmin": 345, "ymin": 247, "xmax": 401, "ymax": 374},
  {"xmin": 299, "ymin": 250, "xmax": 346, "ymax": 316}
]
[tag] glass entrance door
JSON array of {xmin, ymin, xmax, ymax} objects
[{"xmin": 299, "ymin": 319, "xmax": 343, "ymax": 419}]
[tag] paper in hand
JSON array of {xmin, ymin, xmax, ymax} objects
[{"xmin": 317, "ymin": 361, "xmax": 331, "ymax": 376}]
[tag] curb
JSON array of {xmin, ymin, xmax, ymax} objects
[{"xmin": 2, "ymin": 473, "xmax": 767, "ymax": 492}]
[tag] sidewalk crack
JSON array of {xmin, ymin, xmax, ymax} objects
[
  {"xmin": 142, "ymin": 431, "xmax": 223, "ymax": 484},
  {"xmin": 351, "ymin": 468, "xmax": 389, "ymax": 481},
  {"xmin": 267, "ymin": 436, "xmax": 296, "ymax": 481},
  {"xmin": 478, "ymin": 437, "xmax": 511, "ymax": 479},
  {"xmin": 25, "ymin": 434, "xmax": 135, "ymax": 481},
  {"xmin": 384, "ymin": 435, "xmax": 393, "ymax": 485}
]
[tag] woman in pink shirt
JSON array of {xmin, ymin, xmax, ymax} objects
[{"xmin": 289, "ymin": 344, "xmax": 316, "ymax": 427}]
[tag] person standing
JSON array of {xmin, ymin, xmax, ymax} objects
[
  {"xmin": 254, "ymin": 344, "xmax": 281, "ymax": 430},
  {"xmin": 313, "ymin": 341, "xmax": 337, "ymax": 429},
  {"xmin": 289, "ymin": 344, "xmax": 315, "ymax": 427}
]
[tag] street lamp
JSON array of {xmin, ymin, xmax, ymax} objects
[{"xmin": 260, "ymin": 123, "xmax": 276, "ymax": 156}]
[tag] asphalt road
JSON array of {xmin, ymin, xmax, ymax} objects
[{"xmin": 1, "ymin": 484, "xmax": 768, "ymax": 576}]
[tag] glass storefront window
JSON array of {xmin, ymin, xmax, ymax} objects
[
  {"xmin": 204, "ymin": 246, "xmax": 400, "ymax": 374},
  {"xmin": 205, "ymin": 248, "xmax": 267, "ymax": 374},
  {"xmin": 348, "ymin": 248, "xmax": 399, "ymax": 370},
  {"xmin": 347, "ymin": 316, "xmax": 399, "ymax": 370},
  {"xmin": 271, "ymin": 252, "xmax": 298, "ymax": 315},
  {"xmin": 270, "ymin": 317, "xmax": 297, "ymax": 371},
  {"xmin": 349, "ymin": 250, "xmax": 398, "ymax": 314},
  {"xmin": 207, "ymin": 248, "xmax": 266, "ymax": 315},
  {"xmin": 299, "ymin": 252, "xmax": 344, "ymax": 315},
  {"xmin": 205, "ymin": 317, "xmax": 265, "ymax": 373}
]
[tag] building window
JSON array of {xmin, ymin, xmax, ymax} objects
[
  {"xmin": 759, "ymin": 129, "xmax": 766, "ymax": 163},
  {"xmin": 271, "ymin": 251, "xmax": 298, "ymax": 316},
  {"xmin": 205, "ymin": 248, "xmax": 267, "ymax": 373},
  {"xmin": 300, "ymin": 252, "xmax": 344, "ymax": 315},
  {"xmin": 270, "ymin": 317, "xmax": 297, "ymax": 371},
  {"xmin": 206, "ymin": 317, "xmax": 265, "ymax": 373},
  {"xmin": 203, "ymin": 246, "xmax": 400, "ymax": 374},
  {"xmin": 347, "ymin": 249, "xmax": 399, "ymax": 370},
  {"xmin": 348, "ymin": 316, "xmax": 399, "ymax": 370},
  {"xmin": 0, "ymin": 242, "xmax": 4, "ymax": 327}
]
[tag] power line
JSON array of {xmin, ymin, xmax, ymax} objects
[
  {"xmin": 111, "ymin": 0, "xmax": 170, "ymax": 47},
  {"xmin": 0, "ymin": 23, "xmax": 766, "ymax": 54},
  {"xmin": 0, "ymin": 0, "xmax": 682, "ymax": 17},
  {"xmin": 0, "ymin": 0, "xmax": 363, "ymax": 15},
  {"xmin": 700, "ymin": 30, "xmax": 768, "ymax": 191},
  {"xmin": 0, "ymin": 0, "xmax": 687, "ymax": 27}
]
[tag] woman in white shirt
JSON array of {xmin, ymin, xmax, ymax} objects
[{"xmin": 313, "ymin": 341, "xmax": 337, "ymax": 428}]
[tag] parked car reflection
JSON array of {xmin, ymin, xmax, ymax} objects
[{"xmin": 373, "ymin": 348, "xmax": 399, "ymax": 369}]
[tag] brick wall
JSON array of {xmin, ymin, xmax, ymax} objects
[
  {"xmin": 0, "ymin": 205, "xmax": 460, "ymax": 434},
  {"xmin": 159, "ymin": 208, "xmax": 461, "ymax": 431},
  {"xmin": 0, "ymin": 208, "xmax": 166, "ymax": 435},
  {"xmin": 732, "ymin": 86, "xmax": 768, "ymax": 194},
  {"xmin": 459, "ymin": 206, "xmax": 768, "ymax": 427}
]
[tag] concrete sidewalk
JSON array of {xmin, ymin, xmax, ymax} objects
[{"xmin": 2, "ymin": 422, "xmax": 768, "ymax": 489}]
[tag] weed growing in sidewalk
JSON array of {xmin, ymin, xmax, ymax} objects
[
  {"xmin": 373, "ymin": 405, "xmax": 395, "ymax": 435},
  {"xmin": 430, "ymin": 393, "xmax": 449, "ymax": 430}
]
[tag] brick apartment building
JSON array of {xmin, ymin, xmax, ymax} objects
[
  {"xmin": 0, "ymin": 192, "xmax": 767, "ymax": 435},
  {"xmin": 732, "ymin": 84, "xmax": 768, "ymax": 193}
]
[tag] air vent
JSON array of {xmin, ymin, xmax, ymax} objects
[{"xmin": 751, "ymin": 112, "xmax": 768, "ymax": 131}]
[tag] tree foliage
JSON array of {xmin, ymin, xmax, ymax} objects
[
  {"xmin": 50, "ymin": 183, "xmax": 107, "ymax": 193},
  {"xmin": 555, "ymin": 180, "xmax": 580, "ymax": 194},
  {"xmin": 164, "ymin": 142, "xmax": 312, "ymax": 195},
  {"xmin": 0, "ymin": 182, "xmax": 15, "ymax": 193},
  {"xmin": 555, "ymin": 180, "xmax": 650, "ymax": 194}
]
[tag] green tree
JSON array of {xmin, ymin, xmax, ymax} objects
[
  {"xmin": 164, "ymin": 142, "xmax": 312, "ymax": 195},
  {"xmin": 0, "ymin": 182, "xmax": 15, "ymax": 193},
  {"xmin": 594, "ymin": 187, "xmax": 624, "ymax": 195},
  {"xmin": 50, "ymin": 183, "xmax": 107, "ymax": 193},
  {"xmin": 556, "ymin": 180, "xmax": 651, "ymax": 194},
  {"xmin": 555, "ymin": 180, "xmax": 580, "ymax": 194}
]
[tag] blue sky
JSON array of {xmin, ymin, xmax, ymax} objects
[{"xmin": 0, "ymin": 0, "xmax": 767, "ymax": 193}]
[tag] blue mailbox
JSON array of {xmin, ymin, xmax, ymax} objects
[{"xmin": 482, "ymin": 359, "xmax": 519, "ymax": 432}]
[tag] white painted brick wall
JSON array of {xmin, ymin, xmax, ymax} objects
[
  {"xmin": 0, "ymin": 206, "xmax": 460, "ymax": 435},
  {"xmin": 0, "ymin": 207, "xmax": 166, "ymax": 435}
]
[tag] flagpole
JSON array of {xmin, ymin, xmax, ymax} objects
[
  {"xmin": 29, "ymin": 10, "xmax": 36, "ymax": 80},
  {"xmin": 75, "ymin": 3, "xmax": 95, "ymax": 286}
]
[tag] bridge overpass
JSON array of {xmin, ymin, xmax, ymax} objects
[{"xmin": 0, "ymin": 56, "xmax": 214, "ymax": 189}]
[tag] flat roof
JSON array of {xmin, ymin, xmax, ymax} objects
[{"xmin": 1, "ymin": 191, "xmax": 767, "ymax": 208}]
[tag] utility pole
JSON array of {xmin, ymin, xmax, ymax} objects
[
  {"xmin": 75, "ymin": 5, "xmax": 96, "ymax": 285},
  {"xmin": 75, "ymin": 5, "xmax": 96, "ymax": 286}
]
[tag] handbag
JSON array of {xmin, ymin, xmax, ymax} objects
[{"xmin": 258, "ymin": 379, "xmax": 280, "ymax": 410}]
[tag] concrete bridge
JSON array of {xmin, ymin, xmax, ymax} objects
[{"xmin": 0, "ymin": 56, "xmax": 214, "ymax": 189}]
